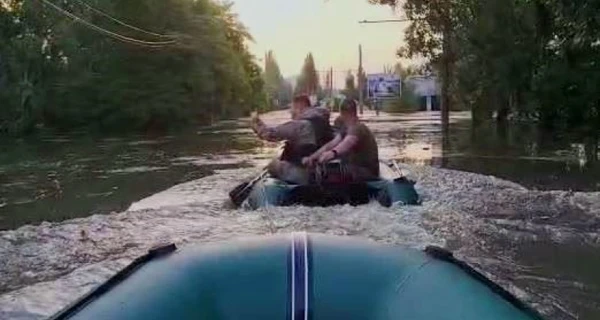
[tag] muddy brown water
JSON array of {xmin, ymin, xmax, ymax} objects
[{"xmin": 0, "ymin": 110, "xmax": 598, "ymax": 319}]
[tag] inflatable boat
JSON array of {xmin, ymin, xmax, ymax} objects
[
  {"xmin": 244, "ymin": 176, "xmax": 420, "ymax": 209},
  {"xmin": 51, "ymin": 233, "xmax": 544, "ymax": 320},
  {"xmin": 242, "ymin": 162, "xmax": 421, "ymax": 209}
]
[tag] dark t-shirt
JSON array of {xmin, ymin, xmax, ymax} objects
[{"xmin": 338, "ymin": 122, "xmax": 380, "ymax": 178}]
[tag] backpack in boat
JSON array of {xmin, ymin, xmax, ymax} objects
[
  {"xmin": 280, "ymin": 115, "xmax": 334, "ymax": 165},
  {"xmin": 281, "ymin": 183, "xmax": 371, "ymax": 207}
]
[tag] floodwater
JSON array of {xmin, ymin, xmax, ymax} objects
[
  {"xmin": 0, "ymin": 110, "xmax": 599, "ymax": 319},
  {"xmin": 0, "ymin": 123, "xmax": 261, "ymax": 230}
]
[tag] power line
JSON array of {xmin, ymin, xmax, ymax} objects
[
  {"xmin": 358, "ymin": 19, "xmax": 411, "ymax": 24},
  {"xmin": 41, "ymin": 0, "xmax": 178, "ymax": 47},
  {"xmin": 315, "ymin": 69, "xmax": 359, "ymax": 73},
  {"xmin": 71, "ymin": 0, "xmax": 177, "ymax": 39}
]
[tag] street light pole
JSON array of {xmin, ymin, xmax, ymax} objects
[
  {"xmin": 358, "ymin": 17, "xmax": 450, "ymax": 132},
  {"xmin": 358, "ymin": 44, "xmax": 364, "ymax": 114}
]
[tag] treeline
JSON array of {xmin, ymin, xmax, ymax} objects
[
  {"xmin": 370, "ymin": 0, "xmax": 600, "ymax": 140},
  {"xmin": 0, "ymin": 0, "xmax": 266, "ymax": 136},
  {"xmin": 264, "ymin": 50, "xmax": 380, "ymax": 107},
  {"xmin": 263, "ymin": 51, "xmax": 330, "ymax": 107},
  {"xmin": 263, "ymin": 50, "xmax": 292, "ymax": 108}
]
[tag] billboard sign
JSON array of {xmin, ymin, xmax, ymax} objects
[{"xmin": 367, "ymin": 73, "xmax": 401, "ymax": 99}]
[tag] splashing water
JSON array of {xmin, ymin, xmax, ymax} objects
[
  {"xmin": 0, "ymin": 110, "xmax": 599, "ymax": 320},
  {"xmin": 0, "ymin": 166, "xmax": 441, "ymax": 319}
]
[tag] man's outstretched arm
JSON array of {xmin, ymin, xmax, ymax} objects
[{"xmin": 252, "ymin": 116, "xmax": 301, "ymax": 142}]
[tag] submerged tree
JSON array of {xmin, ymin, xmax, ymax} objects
[
  {"xmin": 263, "ymin": 50, "xmax": 292, "ymax": 108},
  {"xmin": 295, "ymin": 52, "xmax": 320, "ymax": 96},
  {"xmin": 368, "ymin": 0, "xmax": 600, "ymax": 151},
  {"xmin": 343, "ymin": 70, "xmax": 358, "ymax": 100},
  {"xmin": 0, "ymin": 0, "xmax": 265, "ymax": 135}
]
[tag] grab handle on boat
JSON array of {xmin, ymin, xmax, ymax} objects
[
  {"xmin": 148, "ymin": 243, "xmax": 177, "ymax": 258},
  {"xmin": 49, "ymin": 243, "xmax": 178, "ymax": 320}
]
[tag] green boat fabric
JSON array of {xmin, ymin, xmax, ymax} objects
[
  {"xmin": 245, "ymin": 177, "xmax": 421, "ymax": 209},
  {"xmin": 52, "ymin": 233, "xmax": 543, "ymax": 320}
]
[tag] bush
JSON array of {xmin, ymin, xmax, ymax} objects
[{"xmin": 385, "ymin": 82, "xmax": 420, "ymax": 113}]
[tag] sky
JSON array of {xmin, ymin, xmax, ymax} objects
[{"xmin": 231, "ymin": 0, "xmax": 409, "ymax": 87}]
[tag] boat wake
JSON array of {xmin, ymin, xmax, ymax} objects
[
  {"xmin": 0, "ymin": 166, "xmax": 438, "ymax": 320},
  {"xmin": 0, "ymin": 166, "xmax": 599, "ymax": 319}
]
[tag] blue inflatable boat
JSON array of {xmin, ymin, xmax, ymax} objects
[
  {"xmin": 244, "ymin": 176, "xmax": 421, "ymax": 209},
  {"xmin": 50, "ymin": 233, "xmax": 545, "ymax": 320}
]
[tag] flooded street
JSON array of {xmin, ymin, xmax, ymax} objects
[
  {"xmin": 0, "ymin": 123, "xmax": 261, "ymax": 230},
  {"xmin": 0, "ymin": 110, "xmax": 599, "ymax": 319}
]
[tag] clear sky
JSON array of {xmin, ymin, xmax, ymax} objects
[{"xmin": 231, "ymin": 0, "xmax": 409, "ymax": 87}]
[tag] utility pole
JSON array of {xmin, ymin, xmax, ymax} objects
[
  {"xmin": 359, "ymin": 17, "xmax": 450, "ymax": 131},
  {"xmin": 331, "ymin": 69, "xmax": 335, "ymax": 96},
  {"xmin": 441, "ymin": 24, "xmax": 451, "ymax": 133},
  {"xmin": 330, "ymin": 67, "xmax": 333, "ymax": 99},
  {"xmin": 358, "ymin": 44, "xmax": 364, "ymax": 114}
]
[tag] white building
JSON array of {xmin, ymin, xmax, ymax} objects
[{"xmin": 404, "ymin": 75, "xmax": 441, "ymax": 111}]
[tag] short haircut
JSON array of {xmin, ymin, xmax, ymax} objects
[
  {"xmin": 293, "ymin": 94, "xmax": 311, "ymax": 107},
  {"xmin": 340, "ymin": 99, "xmax": 357, "ymax": 115}
]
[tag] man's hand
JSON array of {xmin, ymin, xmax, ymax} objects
[
  {"xmin": 302, "ymin": 156, "xmax": 316, "ymax": 167},
  {"xmin": 250, "ymin": 112, "xmax": 261, "ymax": 133},
  {"xmin": 318, "ymin": 151, "xmax": 336, "ymax": 164},
  {"xmin": 251, "ymin": 112, "xmax": 260, "ymax": 124}
]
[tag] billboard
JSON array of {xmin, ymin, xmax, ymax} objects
[{"xmin": 367, "ymin": 73, "xmax": 401, "ymax": 99}]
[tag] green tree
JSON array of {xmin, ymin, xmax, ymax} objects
[
  {"xmin": 263, "ymin": 50, "xmax": 292, "ymax": 108},
  {"xmin": 342, "ymin": 70, "xmax": 358, "ymax": 100},
  {"xmin": 389, "ymin": 62, "xmax": 419, "ymax": 79},
  {"xmin": 368, "ymin": 0, "xmax": 460, "ymax": 131},
  {"xmin": 263, "ymin": 50, "xmax": 282, "ymax": 105},
  {"xmin": 295, "ymin": 52, "xmax": 320, "ymax": 96},
  {"xmin": 279, "ymin": 79, "xmax": 293, "ymax": 106},
  {"xmin": 388, "ymin": 82, "xmax": 420, "ymax": 113},
  {"xmin": 0, "ymin": 0, "xmax": 61, "ymax": 134},
  {"xmin": 0, "ymin": 0, "xmax": 266, "ymax": 135},
  {"xmin": 368, "ymin": 0, "xmax": 600, "ymax": 153},
  {"xmin": 367, "ymin": 2, "xmax": 587, "ymax": 119}
]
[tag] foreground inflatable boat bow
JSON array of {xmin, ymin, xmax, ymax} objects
[{"xmin": 50, "ymin": 233, "xmax": 544, "ymax": 320}]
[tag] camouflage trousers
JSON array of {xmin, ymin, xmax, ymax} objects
[{"xmin": 267, "ymin": 159, "xmax": 378, "ymax": 185}]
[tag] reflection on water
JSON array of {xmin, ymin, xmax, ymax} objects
[
  {"xmin": 0, "ymin": 110, "xmax": 599, "ymax": 319},
  {"xmin": 1, "ymin": 111, "xmax": 598, "ymax": 230},
  {"xmin": 515, "ymin": 241, "xmax": 600, "ymax": 319},
  {"xmin": 387, "ymin": 113, "xmax": 600, "ymax": 191},
  {"xmin": 0, "ymin": 124, "xmax": 261, "ymax": 230}
]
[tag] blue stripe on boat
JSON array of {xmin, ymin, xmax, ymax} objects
[
  {"xmin": 305, "ymin": 233, "xmax": 313, "ymax": 320},
  {"xmin": 289, "ymin": 232, "xmax": 311, "ymax": 320}
]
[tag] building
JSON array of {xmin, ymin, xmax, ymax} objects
[{"xmin": 404, "ymin": 75, "xmax": 441, "ymax": 111}]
